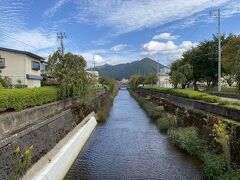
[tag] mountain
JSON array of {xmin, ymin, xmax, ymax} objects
[{"xmin": 94, "ymin": 57, "xmax": 166, "ymax": 80}]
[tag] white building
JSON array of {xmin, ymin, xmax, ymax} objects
[
  {"xmin": 157, "ymin": 67, "xmax": 172, "ymax": 88},
  {"xmin": 87, "ymin": 70, "xmax": 99, "ymax": 80},
  {"xmin": 0, "ymin": 47, "xmax": 45, "ymax": 88}
]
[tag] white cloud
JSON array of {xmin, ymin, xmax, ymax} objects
[
  {"xmin": 76, "ymin": 52, "xmax": 107, "ymax": 67},
  {"xmin": 74, "ymin": 0, "xmax": 232, "ymax": 35},
  {"xmin": 74, "ymin": 48, "xmax": 143, "ymax": 67},
  {"xmin": 142, "ymin": 40, "xmax": 198, "ymax": 58},
  {"xmin": 110, "ymin": 44, "xmax": 127, "ymax": 52},
  {"xmin": 153, "ymin": 33, "xmax": 179, "ymax": 40},
  {"xmin": 0, "ymin": 0, "xmax": 26, "ymax": 32},
  {"xmin": 0, "ymin": 29, "xmax": 57, "ymax": 57},
  {"xmin": 93, "ymin": 54, "xmax": 106, "ymax": 64},
  {"xmin": 44, "ymin": 0, "xmax": 70, "ymax": 17}
]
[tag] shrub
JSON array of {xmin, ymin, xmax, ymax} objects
[
  {"xmin": 203, "ymin": 153, "xmax": 227, "ymax": 179},
  {"xmin": 0, "ymin": 87, "xmax": 59, "ymax": 112},
  {"xmin": 96, "ymin": 96, "xmax": 114, "ymax": 123},
  {"xmin": 157, "ymin": 112, "xmax": 176, "ymax": 132},
  {"xmin": 168, "ymin": 127, "xmax": 202, "ymax": 156},
  {"xmin": 142, "ymin": 87, "xmax": 222, "ymax": 104},
  {"xmin": 215, "ymin": 168, "xmax": 240, "ymax": 180}
]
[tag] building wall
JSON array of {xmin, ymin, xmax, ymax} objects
[
  {"xmin": 157, "ymin": 73, "xmax": 172, "ymax": 88},
  {"xmin": 0, "ymin": 50, "xmax": 42, "ymax": 88},
  {"xmin": 0, "ymin": 50, "xmax": 26, "ymax": 84}
]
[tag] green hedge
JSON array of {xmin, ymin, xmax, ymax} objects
[
  {"xmin": 0, "ymin": 87, "xmax": 106, "ymax": 112},
  {"xmin": 141, "ymin": 86, "xmax": 230, "ymax": 105},
  {"xmin": 0, "ymin": 87, "xmax": 59, "ymax": 112}
]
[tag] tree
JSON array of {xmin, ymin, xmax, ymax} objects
[
  {"xmin": 144, "ymin": 74, "xmax": 157, "ymax": 85},
  {"xmin": 222, "ymin": 35, "xmax": 240, "ymax": 90},
  {"xmin": 99, "ymin": 76, "xmax": 116, "ymax": 94},
  {"xmin": 179, "ymin": 34, "xmax": 231, "ymax": 90},
  {"xmin": 48, "ymin": 51, "xmax": 91, "ymax": 97},
  {"xmin": 170, "ymin": 59, "xmax": 193, "ymax": 89},
  {"xmin": 129, "ymin": 74, "xmax": 142, "ymax": 91}
]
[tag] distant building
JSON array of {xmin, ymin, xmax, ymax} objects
[
  {"xmin": 121, "ymin": 78, "xmax": 128, "ymax": 83},
  {"xmin": 0, "ymin": 47, "xmax": 45, "ymax": 88},
  {"xmin": 87, "ymin": 70, "xmax": 99, "ymax": 80},
  {"xmin": 157, "ymin": 67, "xmax": 172, "ymax": 88}
]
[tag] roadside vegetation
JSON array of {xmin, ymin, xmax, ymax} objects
[
  {"xmin": 130, "ymin": 90, "xmax": 240, "ymax": 180},
  {"xmin": 141, "ymin": 86, "xmax": 240, "ymax": 108}
]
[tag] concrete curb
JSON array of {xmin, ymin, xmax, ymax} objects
[{"xmin": 23, "ymin": 113, "xmax": 97, "ymax": 180}]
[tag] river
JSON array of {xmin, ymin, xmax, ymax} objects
[{"xmin": 65, "ymin": 90, "xmax": 204, "ymax": 180}]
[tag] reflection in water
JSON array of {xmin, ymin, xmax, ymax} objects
[{"xmin": 65, "ymin": 90, "xmax": 204, "ymax": 180}]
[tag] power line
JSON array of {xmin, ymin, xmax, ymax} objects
[{"xmin": 0, "ymin": 30, "xmax": 39, "ymax": 50}]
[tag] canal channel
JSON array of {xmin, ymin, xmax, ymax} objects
[{"xmin": 65, "ymin": 90, "xmax": 204, "ymax": 179}]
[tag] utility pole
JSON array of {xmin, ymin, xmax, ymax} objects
[
  {"xmin": 93, "ymin": 59, "xmax": 96, "ymax": 76},
  {"xmin": 157, "ymin": 59, "xmax": 160, "ymax": 87},
  {"xmin": 210, "ymin": 8, "xmax": 221, "ymax": 92},
  {"xmin": 57, "ymin": 32, "xmax": 66, "ymax": 56}
]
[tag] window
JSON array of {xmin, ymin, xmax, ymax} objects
[
  {"xmin": 32, "ymin": 61, "xmax": 40, "ymax": 70},
  {"xmin": 0, "ymin": 58, "xmax": 5, "ymax": 68}
]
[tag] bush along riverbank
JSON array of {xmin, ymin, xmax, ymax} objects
[
  {"xmin": 96, "ymin": 90, "xmax": 117, "ymax": 123},
  {"xmin": 130, "ymin": 90, "xmax": 240, "ymax": 180},
  {"xmin": 72, "ymin": 88, "xmax": 118, "ymax": 124}
]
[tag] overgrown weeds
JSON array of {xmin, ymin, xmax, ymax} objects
[
  {"xmin": 96, "ymin": 94, "xmax": 115, "ymax": 123},
  {"xmin": 168, "ymin": 127, "xmax": 202, "ymax": 156}
]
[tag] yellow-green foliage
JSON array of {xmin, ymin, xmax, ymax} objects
[
  {"xmin": 213, "ymin": 120, "xmax": 231, "ymax": 167},
  {"xmin": 13, "ymin": 145, "xmax": 34, "ymax": 180},
  {"xmin": 0, "ymin": 87, "xmax": 59, "ymax": 112}
]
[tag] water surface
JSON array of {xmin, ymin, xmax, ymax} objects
[{"xmin": 65, "ymin": 90, "xmax": 204, "ymax": 180}]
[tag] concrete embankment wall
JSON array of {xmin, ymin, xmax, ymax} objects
[
  {"xmin": 0, "ymin": 90, "xmax": 110, "ymax": 179},
  {"xmin": 138, "ymin": 88, "xmax": 240, "ymax": 122},
  {"xmin": 0, "ymin": 90, "xmax": 104, "ymax": 139},
  {"xmin": 23, "ymin": 113, "xmax": 97, "ymax": 180},
  {"xmin": 137, "ymin": 88, "xmax": 240, "ymax": 164}
]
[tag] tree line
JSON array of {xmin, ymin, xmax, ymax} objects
[
  {"xmin": 129, "ymin": 73, "xmax": 158, "ymax": 91},
  {"xmin": 170, "ymin": 34, "xmax": 240, "ymax": 91}
]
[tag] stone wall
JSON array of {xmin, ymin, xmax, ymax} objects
[
  {"xmin": 137, "ymin": 89, "xmax": 240, "ymax": 165},
  {"xmin": 0, "ymin": 91, "xmax": 110, "ymax": 179}
]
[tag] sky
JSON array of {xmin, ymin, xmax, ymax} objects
[{"xmin": 0, "ymin": 0, "xmax": 240, "ymax": 67}]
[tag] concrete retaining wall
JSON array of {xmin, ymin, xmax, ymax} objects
[
  {"xmin": 0, "ymin": 91, "xmax": 109, "ymax": 179},
  {"xmin": 0, "ymin": 90, "xmax": 105, "ymax": 139},
  {"xmin": 138, "ymin": 88, "xmax": 240, "ymax": 122},
  {"xmin": 23, "ymin": 113, "xmax": 97, "ymax": 180}
]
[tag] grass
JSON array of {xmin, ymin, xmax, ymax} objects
[
  {"xmin": 206, "ymin": 86, "xmax": 238, "ymax": 94},
  {"xmin": 168, "ymin": 127, "xmax": 203, "ymax": 156},
  {"xmin": 141, "ymin": 86, "xmax": 240, "ymax": 107}
]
